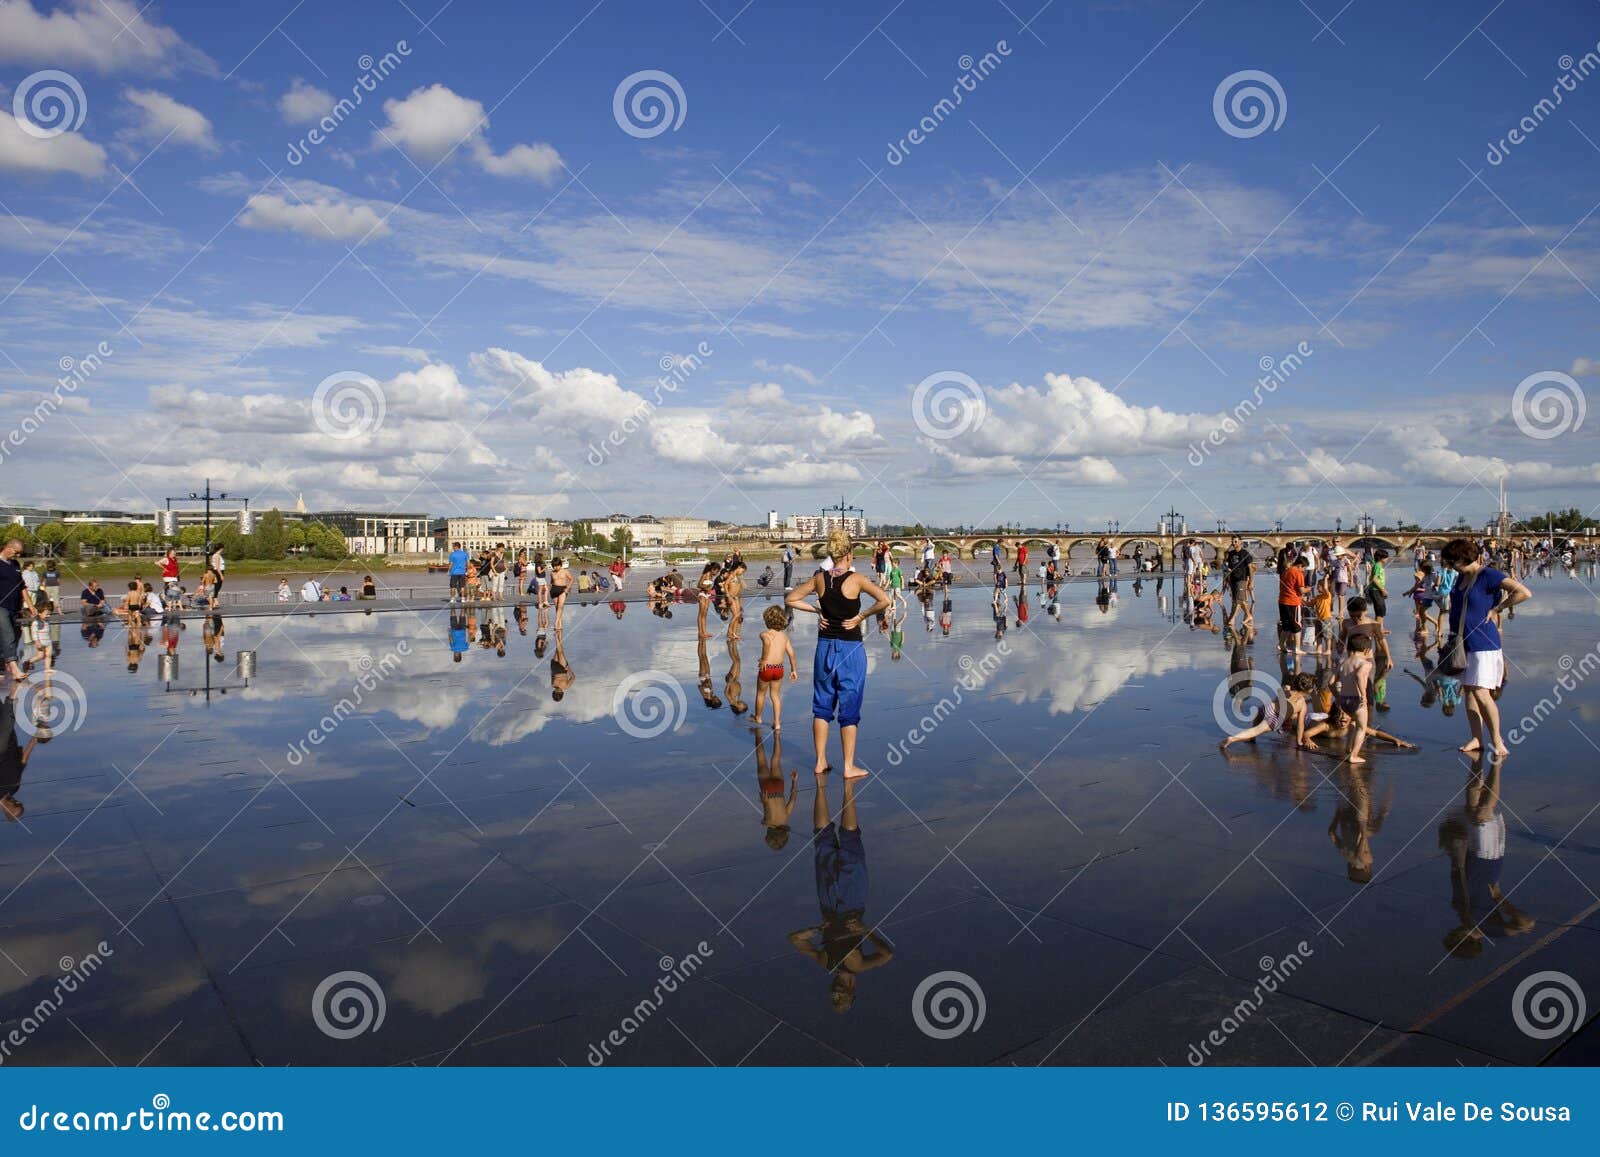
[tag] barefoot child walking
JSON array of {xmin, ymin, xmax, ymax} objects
[
  {"xmin": 753, "ymin": 604, "xmax": 798, "ymax": 730},
  {"xmin": 1338, "ymin": 634, "xmax": 1376, "ymax": 765}
]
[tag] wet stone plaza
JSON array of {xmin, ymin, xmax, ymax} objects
[{"xmin": 4, "ymin": 569, "xmax": 1600, "ymax": 1067}]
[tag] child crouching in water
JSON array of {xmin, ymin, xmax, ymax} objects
[
  {"xmin": 753, "ymin": 604, "xmax": 797, "ymax": 730},
  {"xmin": 1220, "ymin": 671, "xmax": 1323, "ymax": 750}
]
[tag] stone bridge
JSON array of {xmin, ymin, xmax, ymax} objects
[{"xmin": 771, "ymin": 531, "xmax": 1455, "ymax": 563}]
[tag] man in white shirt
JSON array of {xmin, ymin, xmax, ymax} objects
[{"xmin": 301, "ymin": 578, "xmax": 324, "ymax": 602}]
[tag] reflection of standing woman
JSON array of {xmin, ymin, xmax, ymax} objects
[
  {"xmin": 785, "ymin": 530, "xmax": 889, "ymax": 779},
  {"xmin": 1, "ymin": 687, "xmax": 39, "ymax": 823},
  {"xmin": 786, "ymin": 773, "xmax": 893, "ymax": 1013},
  {"xmin": 1440, "ymin": 537, "xmax": 1531, "ymax": 758},
  {"xmin": 1438, "ymin": 756, "xmax": 1533, "ymax": 957}
]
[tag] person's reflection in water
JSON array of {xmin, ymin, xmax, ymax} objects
[
  {"xmin": 1328, "ymin": 765, "xmax": 1392, "ymax": 884},
  {"xmin": 203, "ymin": 612, "xmax": 225, "ymax": 664},
  {"xmin": 1438, "ymin": 756, "xmax": 1534, "ymax": 958},
  {"xmin": 123, "ymin": 615, "xmax": 149, "ymax": 672},
  {"xmin": 696, "ymin": 634, "xmax": 721, "ymax": 710},
  {"xmin": 449, "ymin": 607, "xmax": 469, "ymax": 664},
  {"xmin": 550, "ymin": 630, "xmax": 574, "ymax": 702},
  {"xmin": 787, "ymin": 774, "xmax": 894, "ymax": 1012},
  {"xmin": 1, "ymin": 684, "xmax": 42, "ymax": 824},
  {"xmin": 754, "ymin": 728, "xmax": 797, "ymax": 850},
  {"xmin": 724, "ymin": 629, "xmax": 747, "ymax": 717},
  {"xmin": 514, "ymin": 602, "xmax": 529, "ymax": 636}
]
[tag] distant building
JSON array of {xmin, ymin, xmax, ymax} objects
[
  {"xmin": 314, "ymin": 511, "xmax": 431, "ymax": 555},
  {"xmin": 660, "ymin": 517, "xmax": 711, "ymax": 545},
  {"xmin": 589, "ymin": 519, "xmax": 665, "ymax": 546},
  {"xmin": 786, "ymin": 513, "xmax": 868, "ymax": 538},
  {"xmin": 440, "ymin": 516, "xmax": 550, "ymax": 555},
  {"xmin": 767, "ymin": 510, "xmax": 780, "ymax": 530}
]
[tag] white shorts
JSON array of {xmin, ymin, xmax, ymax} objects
[{"xmin": 1462, "ymin": 648, "xmax": 1504, "ymax": 690}]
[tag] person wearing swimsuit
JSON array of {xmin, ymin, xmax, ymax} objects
[
  {"xmin": 785, "ymin": 529, "xmax": 890, "ymax": 779},
  {"xmin": 550, "ymin": 558, "xmax": 573, "ymax": 628}
]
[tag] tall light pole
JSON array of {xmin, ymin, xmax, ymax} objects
[{"xmin": 165, "ymin": 479, "xmax": 229, "ymax": 552}]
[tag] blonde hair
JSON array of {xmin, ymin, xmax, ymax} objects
[{"xmin": 826, "ymin": 528, "xmax": 853, "ymax": 561}]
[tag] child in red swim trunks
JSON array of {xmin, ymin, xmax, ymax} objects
[{"xmin": 754, "ymin": 604, "xmax": 797, "ymax": 730}]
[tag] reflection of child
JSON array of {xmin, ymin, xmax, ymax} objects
[
  {"xmin": 754, "ymin": 729, "xmax": 797, "ymax": 851},
  {"xmin": 753, "ymin": 605, "xmax": 797, "ymax": 730}
]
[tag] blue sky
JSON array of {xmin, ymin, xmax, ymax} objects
[{"xmin": 1, "ymin": 0, "xmax": 1597, "ymax": 531}]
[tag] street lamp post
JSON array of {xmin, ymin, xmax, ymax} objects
[{"xmin": 164, "ymin": 478, "xmax": 229, "ymax": 553}]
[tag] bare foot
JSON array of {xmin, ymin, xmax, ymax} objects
[
  {"xmin": 1347, "ymin": 754, "xmax": 1367, "ymax": 765},
  {"xmin": 843, "ymin": 764, "xmax": 870, "ymax": 779},
  {"xmin": 1493, "ymin": 745, "xmax": 1510, "ymax": 758},
  {"xmin": 813, "ymin": 765, "xmax": 832, "ymax": 777},
  {"xmin": 1459, "ymin": 740, "xmax": 1481, "ymax": 753}
]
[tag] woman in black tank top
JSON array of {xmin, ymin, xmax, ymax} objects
[{"xmin": 786, "ymin": 531, "xmax": 891, "ymax": 779}]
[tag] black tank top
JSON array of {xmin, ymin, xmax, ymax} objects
[{"xmin": 818, "ymin": 570, "xmax": 862, "ymax": 641}]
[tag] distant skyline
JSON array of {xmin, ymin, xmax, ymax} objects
[{"xmin": 1, "ymin": 0, "xmax": 1597, "ymax": 532}]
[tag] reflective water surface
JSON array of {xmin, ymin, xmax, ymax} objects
[{"xmin": 3, "ymin": 567, "xmax": 1599, "ymax": 1066}]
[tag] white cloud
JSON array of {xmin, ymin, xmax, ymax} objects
[
  {"xmin": 239, "ymin": 192, "xmax": 389, "ymax": 243},
  {"xmin": 753, "ymin": 358, "xmax": 819, "ymax": 385},
  {"xmin": 122, "ymin": 88, "xmax": 216, "ymax": 151},
  {"xmin": 278, "ymin": 78, "xmax": 335, "ymax": 124},
  {"xmin": 0, "ymin": 112, "xmax": 105, "ymax": 176},
  {"xmin": 376, "ymin": 84, "xmax": 563, "ymax": 182},
  {"xmin": 957, "ymin": 371, "xmax": 1226, "ymax": 461},
  {"xmin": 1572, "ymin": 357, "xmax": 1598, "ymax": 377},
  {"xmin": 472, "ymin": 139, "xmax": 562, "ymax": 182},
  {"xmin": 0, "ymin": 0, "xmax": 212, "ymax": 74}
]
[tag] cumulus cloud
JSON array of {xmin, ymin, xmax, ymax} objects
[
  {"xmin": 240, "ymin": 192, "xmax": 389, "ymax": 243},
  {"xmin": 376, "ymin": 84, "xmax": 563, "ymax": 181},
  {"xmin": 1572, "ymin": 357, "xmax": 1598, "ymax": 377},
  {"xmin": 122, "ymin": 88, "xmax": 216, "ymax": 151},
  {"xmin": 278, "ymin": 78, "xmax": 336, "ymax": 124},
  {"xmin": 943, "ymin": 371, "xmax": 1225, "ymax": 467},
  {"xmin": 0, "ymin": 0, "xmax": 213, "ymax": 74},
  {"xmin": 0, "ymin": 112, "xmax": 106, "ymax": 177}
]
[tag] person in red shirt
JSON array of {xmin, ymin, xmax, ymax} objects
[
  {"xmin": 1276, "ymin": 546, "xmax": 1306, "ymax": 657},
  {"xmin": 159, "ymin": 548, "xmax": 180, "ymax": 596},
  {"xmin": 1014, "ymin": 542, "xmax": 1029, "ymax": 588},
  {"xmin": 608, "ymin": 556, "xmax": 627, "ymax": 591}
]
